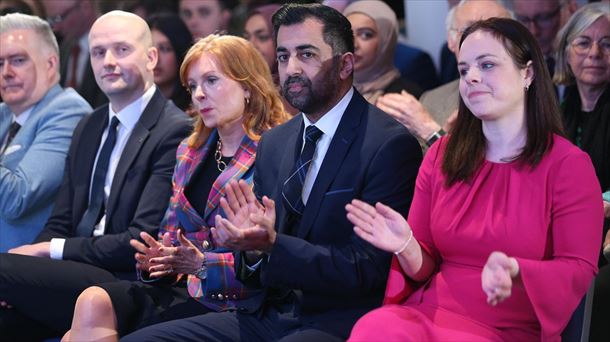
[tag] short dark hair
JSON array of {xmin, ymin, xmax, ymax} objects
[
  {"xmin": 271, "ymin": 3, "xmax": 354, "ymax": 55},
  {"xmin": 442, "ymin": 17, "xmax": 565, "ymax": 186}
]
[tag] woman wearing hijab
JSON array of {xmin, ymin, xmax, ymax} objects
[{"xmin": 343, "ymin": 0, "xmax": 422, "ymax": 105}]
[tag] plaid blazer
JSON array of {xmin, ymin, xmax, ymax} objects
[{"xmin": 159, "ymin": 129, "xmax": 256, "ymax": 311}]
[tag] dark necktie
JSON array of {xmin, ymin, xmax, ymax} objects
[
  {"xmin": 282, "ymin": 125, "xmax": 323, "ymax": 216},
  {"xmin": 2, "ymin": 121, "xmax": 21, "ymax": 154},
  {"xmin": 76, "ymin": 117, "xmax": 120, "ymax": 237}
]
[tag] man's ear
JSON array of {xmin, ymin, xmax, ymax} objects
[
  {"xmin": 47, "ymin": 54, "xmax": 58, "ymax": 81},
  {"xmin": 147, "ymin": 46, "xmax": 158, "ymax": 71},
  {"xmin": 339, "ymin": 52, "xmax": 354, "ymax": 80}
]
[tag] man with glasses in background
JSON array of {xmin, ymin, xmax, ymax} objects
[
  {"xmin": 509, "ymin": 0, "xmax": 579, "ymax": 78},
  {"xmin": 44, "ymin": 0, "xmax": 106, "ymax": 108}
]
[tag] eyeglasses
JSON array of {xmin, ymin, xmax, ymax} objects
[
  {"xmin": 46, "ymin": 2, "xmax": 80, "ymax": 26},
  {"xmin": 571, "ymin": 37, "xmax": 610, "ymax": 56},
  {"xmin": 516, "ymin": 6, "xmax": 561, "ymax": 28}
]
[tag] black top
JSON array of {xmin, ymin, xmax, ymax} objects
[
  {"xmin": 384, "ymin": 76, "xmax": 424, "ymax": 99},
  {"xmin": 185, "ymin": 148, "xmax": 232, "ymax": 217},
  {"xmin": 561, "ymin": 84, "xmax": 610, "ymax": 192}
]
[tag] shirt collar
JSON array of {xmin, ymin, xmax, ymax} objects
[
  {"xmin": 108, "ymin": 85, "xmax": 156, "ymax": 130},
  {"xmin": 13, "ymin": 107, "xmax": 33, "ymax": 126},
  {"xmin": 302, "ymin": 87, "xmax": 354, "ymax": 139}
]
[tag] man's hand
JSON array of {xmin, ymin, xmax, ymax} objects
[
  {"xmin": 212, "ymin": 180, "xmax": 277, "ymax": 253},
  {"xmin": 8, "ymin": 242, "xmax": 51, "ymax": 258}
]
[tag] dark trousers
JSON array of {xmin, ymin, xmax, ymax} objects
[
  {"xmin": 0, "ymin": 253, "xmax": 119, "ymax": 340},
  {"xmin": 121, "ymin": 301, "xmax": 345, "ymax": 342}
]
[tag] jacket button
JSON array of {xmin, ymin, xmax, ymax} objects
[
  {"xmin": 232, "ymin": 294, "xmax": 237, "ymax": 299},
  {"xmin": 202, "ymin": 240, "xmax": 210, "ymax": 250},
  {"xmin": 211, "ymin": 294, "xmax": 216, "ymax": 299},
  {"xmin": 218, "ymin": 294, "xmax": 224, "ymax": 300}
]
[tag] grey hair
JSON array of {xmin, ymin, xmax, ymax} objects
[
  {"xmin": 448, "ymin": 0, "xmax": 514, "ymax": 32},
  {"xmin": 553, "ymin": 2, "xmax": 610, "ymax": 85},
  {"xmin": 0, "ymin": 12, "xmax": 60, "ymax": 58}
]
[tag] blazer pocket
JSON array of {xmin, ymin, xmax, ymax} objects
[{"xmin": 324, "ymin": 188, "xmax": 354, "ymax": 197}]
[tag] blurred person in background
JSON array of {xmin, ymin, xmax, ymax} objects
[
  {"xmin": 44, "ymin": 0, "xmax": 106, "ymax": 108},
  {"xmin": 148, "ymin": 12, "xmax": 193, "ymax": 112},
  {"xmin": 343, "ymin": 0, "xmax": 422, "ymax": 105},
  {"xmin": 243, "ymin": 3, "xmax": 298, "ymax": 115},
  {"xmin": 178, "ymin": 0, "xmax": 235, "ymax": 39}
]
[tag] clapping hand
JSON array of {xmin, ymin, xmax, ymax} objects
[
  {"xmin": 212, "ymin": 180, "xmax": 276, "ymax": 252},
  {"xmin": 346, "ymin": 199, "xmax": 412, "ymax": 254},
  {"xmin": 481, "ymin": 251, "xmax": 519, "ymax": 306}
]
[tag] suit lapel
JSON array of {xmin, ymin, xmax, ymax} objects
[
  {"xmin": 276, "ymin": 116, "xmax": 304, "ymax": 234},
  {"xmin": 106, "ymin": 89, "xmax": 165, "ymax": 217},
  {"xmin": 80, "ymin": 106, "xmax": 109, "ymax": 199},
  {"xmin": 297, "ymin": 92, "xmax": 366, "ymax": 238},
  {"xmin": 204, "ymin": 134, "xmax": 257, "ymax": 221}
]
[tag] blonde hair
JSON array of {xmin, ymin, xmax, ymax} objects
[{"xmin": 180, "ymin": 34, "xmax": 289, "ymax": 148}]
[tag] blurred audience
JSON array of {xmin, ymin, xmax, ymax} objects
[
  {"xmin": 148, "ymin": 12, "xmax": 193, "ymax": 112},
  {"xmin": 343, "ymin": 0, "xmax": 422, "ymax": 104},
  {"xmin": 44, "ymin": 0, "xmax": 106, "ymax": 108},
  {"xmin": 348, "ymin": 17, "xmax": 602, "ymax": 341},
  {"xmin": 554, "ymin": 4, "xmax": 610, "ymax": 340},
  {"xmin": 376, "ymin": 0, "xmax": 510, "ymax": 149},
  {"xmin": 178, "ymin": 0, "xmax": 235, "ymax": 39},
  {"xmin": 0, "ymin": 13, "xmax": 91, "ymax": 252}
]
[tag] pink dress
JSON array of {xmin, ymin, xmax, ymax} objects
[{"xmin": 350, "ymin": 135, "xmax": 603, "ymax": 341}]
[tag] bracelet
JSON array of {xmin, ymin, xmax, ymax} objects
[
  {"xmin": 394, "ymin": 230, "xmax": 414, "ymax": 255},
  {"xmin": 425, "ymin": 128, "xmax": 446, "ymax": 147}
]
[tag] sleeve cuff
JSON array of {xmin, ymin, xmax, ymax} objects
[{"xmin": 49, "ymin": 238, "xmax": 66, "ymax": 260}]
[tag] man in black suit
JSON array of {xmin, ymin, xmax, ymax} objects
[
  {"xmin": 0, "ymin": 10, "xmax": 190, "ymax": 340},
  {"xmin": 122, "ymin": 4, "xmax": 422, "ymax": 341}
]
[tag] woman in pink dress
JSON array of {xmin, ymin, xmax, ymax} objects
[{"xmin": 347, "ymin": 18, "xmax": 603, "ymax": 341}]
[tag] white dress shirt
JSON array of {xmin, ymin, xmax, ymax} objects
[
  {"xmin": 300, "ymin": 87, "xmax": 353, "ymax": 204},
  {"xmin": 50, "ymin": 86, "xmax": 157, "ymax": 259}
]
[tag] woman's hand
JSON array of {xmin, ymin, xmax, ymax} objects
[
  {"xmin": 148, "ymin": 230, "xmax": 205, "ymax": 277},
  {"xmin": 481, "ymin": 251, "xmax": 519, "ymax": 306},
  {"xmin": 130, "ymin": 231, "xmax": 172, "ymax": 274},
  {"xmin": 346, "ymin": 199, "xmax": 412, "ymax": 253}
]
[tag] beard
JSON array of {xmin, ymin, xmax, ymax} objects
[{"xmin": 282, "ymin": 56, "xmax": 340, "ymax": 114}]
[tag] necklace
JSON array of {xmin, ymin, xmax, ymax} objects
[{"xmin": 215, "ymin": 140, "xmax": 227, "ymax": 172}]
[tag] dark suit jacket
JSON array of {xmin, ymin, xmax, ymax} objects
[
  {"xmin": 35, "ymin": 89, "xmax": 191, "ymax": 273},
  {"xmin": 236, "ymin": 90, "xmax": 422, "ymax": 336}
]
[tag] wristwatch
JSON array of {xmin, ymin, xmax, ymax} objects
[
  {"xmin": 425, "ymin": 128, "xmax": 446, "ymax": 147},
  {"xmin": 195, "ymin": 258, "xmax": 208, "ymax": 279}
]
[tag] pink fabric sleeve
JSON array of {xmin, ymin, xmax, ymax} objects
[
  {"xmin": 516, "ymin": 151, "xmax": 603, "ymax": 341},
  {"xmin": 384, "ymin": 140, "xmax": 443, "ymax": 304}
]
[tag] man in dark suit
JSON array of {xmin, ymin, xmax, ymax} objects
[
  {"xmin": 122, "ymin": 4, "xmax": 422, "ymax": 341},
  {"xmin": 0, "ymin": 10, "xmax": 190, "ymax": 340}
]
